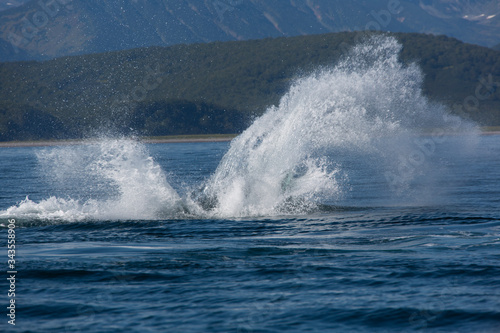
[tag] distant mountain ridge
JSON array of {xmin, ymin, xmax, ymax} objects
[{"xmin": 0, "ymin": 0, "xmax": 499, "ymax": 62}]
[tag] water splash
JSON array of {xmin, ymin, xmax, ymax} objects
[
  {"xmin": 3, "ymin": 138, "xmax": 182, "ymax": 221},
  {"xmin": 1, "ymin": 36, "xmax": 478, "ymax": 221},
  {"xmin": 199, "ymin": 35, "xmax": 477, "ymax": 217}
]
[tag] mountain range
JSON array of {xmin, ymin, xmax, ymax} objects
[{"xmin": 1, "ymin": 0, "xmax": 499, "ymax": 62}]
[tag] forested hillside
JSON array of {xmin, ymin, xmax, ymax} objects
[{"xmin": 1, "ymin": 32, "xmax": 499, "ymax": 141}]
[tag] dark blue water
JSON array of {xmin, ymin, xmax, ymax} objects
[{"xmin": 1, "ymin": 135, "xmax": 499, "ymax": 333}]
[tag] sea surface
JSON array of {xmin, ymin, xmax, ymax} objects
[
  {"xmin": 1, "ymin": 135, "xmax": 499, "ymax": 333},
  {"xmin": 1, "ymin": 36, "xmax": 500, "ymax": 332}
]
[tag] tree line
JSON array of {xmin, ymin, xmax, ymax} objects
[{"xmin": 0, "ymin": 31, "xmax": 499, "ymax": 141}]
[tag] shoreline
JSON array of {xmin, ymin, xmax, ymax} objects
[
  {"xmin": 0, "ymin": 134, "xmax": 237, "ymax": 148},
  {"xmin": 0, "ymin": 131, "xmax": 499, "ymax": 148}
]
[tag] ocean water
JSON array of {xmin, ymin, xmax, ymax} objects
[{"xmin": 1, "ymin": 36, "xmax": 500, "ymax": 332}]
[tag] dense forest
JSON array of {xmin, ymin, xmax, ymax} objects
[{"xmin": 1, "ymin": 31, "xmax": 499, "ymax": 141}]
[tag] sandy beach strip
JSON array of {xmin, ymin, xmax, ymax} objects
[
  {"xmin": 0, "ymin": 130, "xmax": 499, "ymax": 148},
  {"xmin": 0, "ymin": 134, "xmax": 237, "ymax": 148},
  {"xmin": 144, "ymin": 134, "xmax": 236, "ymax": 144}
]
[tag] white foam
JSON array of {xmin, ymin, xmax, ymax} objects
[
  {"xmin": 1, "ymin": 138, "xmax": 182, "ymax": 221},
  {"xmin": 1, "ymin": 36, "xmax": 479, "ymax": 221},
  {"xmin": 200, "ymin": 35, "xmax": 478, "ymax": 217}
]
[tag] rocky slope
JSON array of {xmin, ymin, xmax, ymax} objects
[{"xmin": 0, "ymin": 0, "xmax": 499, "ymax": 62}]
